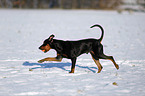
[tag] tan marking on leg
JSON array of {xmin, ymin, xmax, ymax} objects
[
  {"xmin": 44, "ymin": 57, "xmax": 62, "ymax": 62},
  {"xmin": 94, "ymin": 59, "xmax": 103, "ymax": 73},
  {"xmin": 109, "ymin": 59, "xmax": 119, "ymax": 70},
  {"xmin": 69, "ymin": 68, "xmax": 75, "ymax": 73},
  {"xmin": 91, "ymin": 55, "xmax": 103, "ymax": 73},
  {"xmin": 38, "ymin": 57, "xmax": 62, "ymax": 63}
]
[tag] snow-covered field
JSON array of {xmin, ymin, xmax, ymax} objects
[{"xmin": 0, "ymin": 9, "xmax": 145, "ymax": 96}]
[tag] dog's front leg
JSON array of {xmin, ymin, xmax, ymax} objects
[
  {"xmin": 38, "ymin": 55, "xmax": 62, "ymax": 63},
  {"xmin": 69, "ymin": 58, "xmax": 77, "ymax": 73}
]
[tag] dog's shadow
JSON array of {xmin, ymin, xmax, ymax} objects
[{"xmin": 23, "ymin": 61, "xmax": 97, "ymax": 73}]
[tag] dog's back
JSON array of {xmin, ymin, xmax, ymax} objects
[{"xmin": 51, "ymin": 39, "xmax": 101, "ymax": 59}]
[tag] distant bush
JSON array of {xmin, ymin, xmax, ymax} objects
[{"xmin": 0, "ymin": 0, "xmax": 121, "ymax": 9}]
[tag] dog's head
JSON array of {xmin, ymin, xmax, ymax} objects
[{"xmin": 39, "ymin": 34, "xmax": 55, "ymax": 53}]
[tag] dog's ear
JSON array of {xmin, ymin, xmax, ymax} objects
[{"xmin": 48, "ymin": 34, "xmax": 55, "ymax": 42}]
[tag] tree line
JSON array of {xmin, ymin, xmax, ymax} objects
[{"xmin": 0, "ymin": 0, "xmax": 121, "ymax": 9}]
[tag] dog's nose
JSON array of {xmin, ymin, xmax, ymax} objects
[{"xmin": 39, "ymin": 46, "xmax": 41, "ymax": 50}]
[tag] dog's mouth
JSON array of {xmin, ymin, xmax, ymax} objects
[{"xmin": 42, "ymin": 50, "xmax": 47, "ymax": 53}]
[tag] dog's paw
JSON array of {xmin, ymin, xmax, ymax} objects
[
  {"xmin": 69, "ymin": 71, "xmax": 74, "ymax": 73},
  {"xmin": 116, "ymin": 64, "xmax": 119, "ymax": 70},
  {"xmin": 38, "ymin": 60, "xmax": 44, "ymax": 63}
]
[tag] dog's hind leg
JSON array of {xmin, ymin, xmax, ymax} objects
[
  {"xmin": 38, "ymin": 55, "xmax": 62, "ymax": 63},
  {"xmin": 90, "ymin": 52, "xmax": 103, "ymax": 73},
  {"xmin": 99, "ymin": 54, "xmax": 119, "ymax": 70}
]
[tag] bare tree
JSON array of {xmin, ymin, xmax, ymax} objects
[
  {"xmin": 6, "ymin": 0, "xmax": 13, "ymax": 8},
  {"xmin": 0, "ymin": 0, "xmax": 122, "ymax": 9},
  {"xmin": 0, "ymin": 0, "xmax": 4, "ymax": 8},
  {"xmin": 33, "ymin": 0, "xmax": 38, "ymax": 8}
]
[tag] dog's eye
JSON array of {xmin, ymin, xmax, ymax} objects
[
  {"xmin": 43, "ymin": 43, "xmax": 47, "ymax": 46},
  {"xmin": 43, "ymin": 41, "xmax": 47, "ymax": 45}
]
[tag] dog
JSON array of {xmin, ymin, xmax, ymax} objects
[{"xmin": 38, "ymin": 24, "xmax": 119, "ymax": 73}]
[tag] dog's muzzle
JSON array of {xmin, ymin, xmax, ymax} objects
[{"xmin": 39, "ymin": 46, "xmax": 46, "ymax": 53}]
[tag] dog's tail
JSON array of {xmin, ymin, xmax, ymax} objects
[{"xmin": 90, "ymin": 24, "xmax": 104, "ymax": 42}]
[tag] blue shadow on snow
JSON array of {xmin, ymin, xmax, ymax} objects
[{"xmin": 23, "ymin": 61, "xmax": 98, "ymax": 73}]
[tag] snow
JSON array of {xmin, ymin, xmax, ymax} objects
[{"xmin": 0, "ymin": 9, "xmax": 145, "ymax": 96}]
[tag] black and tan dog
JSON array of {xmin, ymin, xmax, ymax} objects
[{"xmin": 38, "ymin": 24, "xmax": 119, "ymax": 73}]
